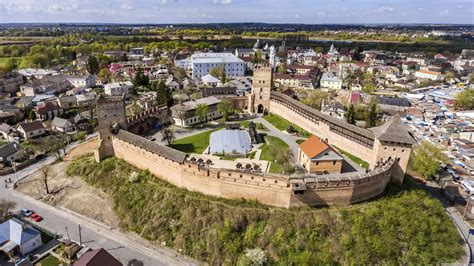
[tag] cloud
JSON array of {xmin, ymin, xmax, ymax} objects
[
  {"xmin": 213, "ymin": 0, "xmax": 232, "ymax": 5},
  {"xmin": 48, "ymin": 5, "xmax": 63, "ymax": 12},
  {"xmin": 377, "ymin": 6, "xmax": 394, "ymax": 13},
  {"xmin": 439, "ymin": 9, "xmax": 449, "ymax": 16},
  {"xmin": 120, "ymin": 4, "xmax": 134, "ymax": 10}
]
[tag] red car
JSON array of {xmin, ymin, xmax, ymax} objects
[{"xmin": 29, "ymin": 213, "xmax": 43, "ymax": 222}]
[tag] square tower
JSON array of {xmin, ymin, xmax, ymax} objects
[
  {"xmin": 248, "ymin": 64, "xmax": 273, "ymax": 114},
  {"xmin": 94, "ymin": 95, "xmax": 127, "ymax": 162}
]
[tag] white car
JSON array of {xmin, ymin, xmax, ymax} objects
[{"xmin": 21, "ymin": 208, "xmax": 33, "ymax": 217}]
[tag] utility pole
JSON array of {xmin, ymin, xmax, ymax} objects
[{"xmin": 78, "ymin": 224, "xmax": 82, "ymax": 245}]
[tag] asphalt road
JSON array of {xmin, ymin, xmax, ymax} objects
[{"xmin": 0, "ymin": 144, "xmax": 197, "ymax": 266}]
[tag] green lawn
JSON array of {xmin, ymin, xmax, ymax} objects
[
  {"xmin": 334, "ymin": 146, "xmax": 370, "ymax": 169},
  {"xmin": 263, "ymin": 114, "xmax": 310, "ymax": 136},
  {"xmin": 295, "ymin": 139, "xmax": 306, "ymax": 145},
  {"xmin": 260, "ymin": 135, "xmax": 289, "ymax": 174},
  {"xmin": 38, "ymin": 255, "xmax": 60, "ymax": 266},
  {"xmin": 170, "ymin": 128, "xmax": 221, "ymax": 154}
]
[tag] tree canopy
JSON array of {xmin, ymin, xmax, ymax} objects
[
  {"xmin": 454, "ymin": 89, "xmax": 474, "ymax": 110},
  {"xmin": 411, "ymin": 141, "xmax": 450, "ymax": 179}
]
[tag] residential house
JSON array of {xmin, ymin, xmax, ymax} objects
[
  {"xmin": 20, "ymin": 75, "xmax": 73, "ymax": 96},
  {"xmin": 0, "ymin": 218, "xmax": 43, "ymax": 258},
  {"xmin": 35, "ymin": 101, "xmax": 63, "ymax": 120},
  {"xmin": 66, "ymin": 74, "xmax": 96, "ymax": 89},
  {"xmin": 74, "ymin": 248, "xmax": 122, "ymax": 266},
  {"xmin": 0, "ymin": 72, "xmax": 24, "ymax": 96},
  {"xmin": 18, "ymin": 68, "xmax": 58, "ymax": 79},
  {"xmin": 0, "ymin": 142, "xmax": 23, "ymax": 165},
  {"xmin": 104, "ymin": 82, "xmax": 133, "ymax": 98},
  {"xmin": 17, "ymin": 121, "xmax": 46, "ymax": 140},
  {"xmin": 320, "ymin": 73, "xmax": 343, "ymax": 90},
  {"xmin": 274, "ymin": 74, "xmax": 315, "ymax": 90},
  {"xmin": 201, "ymin": 74, "xmax": 220, "ymax": 87},
  {"xmin": 0, "ymin": 123, "xmax": 18, "ymax": 141},
  {"xmin": 52, "ymin": 117, "xmax": 75, "ymax": 133},
  {"xmin": 298, "ymin": 136, "xmax": 343, "ymax": 174},
  {"xmin": 171, "ymin": 97, "xmax": 222, "ymax": 127},
  {"xmin": 414, "ymin": 70, "xmax": 444, "ymax": 81}
]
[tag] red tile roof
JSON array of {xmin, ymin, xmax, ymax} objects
[
  {"xmin": 299, "ymin": 135, "xmax": 329, "ymax": 158},
  {"xmin": 74, "ymin": 248, "xmax": 122, "ymax": 266}
]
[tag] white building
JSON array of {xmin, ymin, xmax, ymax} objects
[
  {"xmin": 171, "ymin": 97, "xmax": 222, "ymax": 127},
  {"xmin": 414, "ymin": 70, "xmax": 444, "ymax": 81},
  {"xmin": 0, "ymin": 218, "xmax": 43, "ymax": 257},
  {"xmin": 66, "ymin": 74, "xmax": 96, "ymax": 89},
  {"xmin": 190, "ymin": 53, "xmax": 245, "ymax": 80},
  {"xmin": 201, "ymin": 74, "xmax": 220, "ymax": 87},
  {"xmin": 320, "ymin": 73, "xmax": 343, "ymax": 90},
  {"xmin": 104, "ymin": 81, "xmax": 133, "ymax": 97}
]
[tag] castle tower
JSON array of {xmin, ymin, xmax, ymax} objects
[
  {"xmin": 248, "ymin": 64, "xmax": 273, "ymax": 114},
  {"xmin": 94, "ymin": 95, "xmax": 128, "ymax": 162}
]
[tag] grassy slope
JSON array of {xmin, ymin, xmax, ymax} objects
[
  {"xmin": 263, "ymin": 114, "xmax": 309, "ymax": 137},
  {"xmin": 170, "ymin": 128, "xmax": 220, "ymax": 154},
  {"xmin": 334, "ymin": 145, "xmax": 370, "ymax": 169},
  {"xmin": 67, "ymin": 156, "xmax": 464, "ymax": 265},
  {"xmin": 260, "ymin": 136, "xmax": 289, "ymax": 174}
]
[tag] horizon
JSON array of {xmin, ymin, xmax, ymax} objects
[{"xmin": 0, "ymin": 0, "xmax": 473, "ymax": 25}]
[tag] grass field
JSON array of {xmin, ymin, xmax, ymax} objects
[
  {"xmin": 67, "ymin": 155, "xmax": 464, "ymax": 265},
  {"xmin": 334, "ymin": 145, "xmax": 370, "ymax": 169},
  {"xmin": 170, "ymin": 128, "xmax": 221, "ymax": 154},
  {"xmin": 260, "ymin": 135, "xmax": 290, "ymax": 174},
  {"xmin": 263, "ymin": 114, "xmax": 310, "ymax": 136},
  {"xmin": 37, "ymin": 255, "xmax": 60, "ymax": 266}
]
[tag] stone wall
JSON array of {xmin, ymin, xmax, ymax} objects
[{"xmin": 110, "ymin": 132, "xmax": 395, "ymax": 208}]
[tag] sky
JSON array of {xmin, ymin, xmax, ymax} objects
[{"xmin": 0, "ymin": 0, "xmax": 473, "ymax": 24}]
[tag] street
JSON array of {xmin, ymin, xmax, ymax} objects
[{"xmin": 0, "ymin": 142, "xmax": 197, "ymax": 266}]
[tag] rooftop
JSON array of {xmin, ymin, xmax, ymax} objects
[{"xmin": 191, "ymin": 53, "xmax": 244, "ymax": 64}]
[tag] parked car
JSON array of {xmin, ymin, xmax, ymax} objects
[
  {"xmin": 29, "ymin": 213, "xmax": 43, "ymax": 222},
  {"xmin": 20, "ymin": 209, "xmax": 33, "ymax": 217}
]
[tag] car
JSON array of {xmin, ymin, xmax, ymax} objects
[
  {"xmin": 29, "ymin": 213, "xmax": 43, "ymax": 222},
  {"xmin": 20, "ymin": 209, "xmax": 33, "ymax": 217}
]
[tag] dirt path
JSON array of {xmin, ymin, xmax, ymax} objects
[
  {"xmin": 15, "ymin": 160, "xmax": 120, "ymax": 228},
  {"xmin": 64, "ymin": 138, "xmax": 98, "ymax": 161}
]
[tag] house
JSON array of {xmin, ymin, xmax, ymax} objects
[
  {"xmin": 274, "ymin": 74, "xmax": 315, "ymax": 90},
  {"xmin": 165, "ymin": 76, "xmax": 181, "ymax": 91},
  {"xmin": 171, "ymin": 97, "xmax": 222, "ymax": 127},
  {"xmin": 0, "ymin": 218, "xmax": 43, "ymax": 258},
  {"xmin": 34, "ymin": 101, "xmax": 63, "ymax": 120},
  {"xmin": 74, "ymin": 248, "xmax": 122, "ymax": 266},
  {"xmin": 20, "ymin": 75, "xmax": 73, "ymax": 96},
  {"xmin": 298, "ymin": 135, "xmax": 343, "ymax": 174},
  {"xmin": 320, "ymin": 73, "xmax": 342, "ymax": 90},
  {"xmin": 201, "ymin": 74, "xmax": 220, "ymax": 87},
  {"xmin": 0, "ymin": 72, "xmax": 24, "ymax": 96},
  {"xmin": 0, "ymin": 123, "xmax": 18, "ymax": 141},
  {"xmin": 52, "ymin": 117, "xmax": 75, "ymax": 133},
  {"xmin": 414, "ymin": 70, "xmax": 444, "ymax": 81},
  {"xmin": 17, "ymin": 121, "xmax": 46, "ymax": 140},
  {"xmin": 104, "ymin": 82, "xmax": 133, "ymax": 98},
  {"xmin": 0, "ymin": 142, "xmax": 23, "ymax": 165},
  {"xmin": 66, "ymin": 74, "xmax": 96, "ymax": 89}
]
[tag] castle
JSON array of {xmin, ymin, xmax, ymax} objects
[{"xmin": 94, "ymin": 65, "xmax": 414, "ymax": 208}]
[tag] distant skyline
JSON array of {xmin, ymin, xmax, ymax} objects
[{"xmin": 0, "ymin": 0, "xmax": 473, "ymax": 24}]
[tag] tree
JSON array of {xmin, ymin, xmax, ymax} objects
[
  {"xmin": 196, "ymin": 104, "xmax": 209, "ymax": 123},
  {"xmin": 39, "ymin": 166, "xmax": 51, "ymax": 195},
  {"xmin": 209, "ymin": 67, "xmax": 220, "ymax": 78},
  {"xmin": 363, "ymin": 72, "xmax": 375, "ymax": 93},
  {"xmin": 161, "ymin": 127, "xmax": 175, "ymax": 145},
  {"xmin": 217, "ymin": 99, "xmax": 234, "ymax": 121},
  {"xmin": 365, "ymin": 97, "xmax": 378, "ymax": 128},
  {"xmin": 252, "ymin": 51, "xmax": 263, "ymax": 64},
  {"xmin": 454, "ymin": 89, "xmax": 474, "ymax": 110},
  {"xmin": 87, "ymin": 55, "xmax": 100, "ymax": 75},
  {"xmin": 300, "ymin": 90, "xmax": 328, "ymax": 110},
  {"xmin": 99, "ymin": 68, "xmax": 111, "ymax": 82},
  {"xmin": 173, "ymin": 104, "xmax": 188, "ymax": 127},
  {"xmin": 28, "ymin": 110, "xmax": 36, "ymax": 121},
  {"xmin": 411, "ymin": 141, "xmax": 449, "ymax": 179},
  {"xmin": 277, "ymin": 64, "xmax": 287, "ymax": 74},
  {"xmin": 0, "ymin": 199, "xmax": 15, "ymax": 222},
  {"xmin": 345, "ymin": 104, "xmax": 356, "ymax": 125},
  {"xmin": 154, "ymin": 80, "xmax": 173, "ymax": 107},
  {"xmin": 133, "ymin": 67, "xmax": 150, "ymax": 89},
  {"xmin": 220, "ymin": 67, "xmax": 227, "ymax": 84}
]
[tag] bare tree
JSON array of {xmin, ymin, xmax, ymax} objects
[
  {"xmin": 39, "ymin": 166, "xmax": 51, "ymax": 195},
  {"xmin": 161, "ymin": 128, "xmax": 175, "ymax": 145},
  {"xmin": 0, "ymin": 199, "xmax": 16, "ymax": 222},
  {"xmin": 173, "ymin": 104, "xmax": 188, "ymax": 127}
]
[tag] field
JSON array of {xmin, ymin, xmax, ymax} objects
[
  {"xmin": 66, "ymin": 155, "xmax": 464, "ymax": 265},
  {"xmin": 263, "ymin": 114, "xmax": 310, "ymax": 137},
  {"xmin": 170, "ymin": 128, "xmax": 221, "ymax": 154},
  {"xmin": 260, "ymin": 136, "xmax": 290, "ymax": 174},
  {"xmin": 35, "ymin": 255, "xmax": 60, "ymax": 266}
]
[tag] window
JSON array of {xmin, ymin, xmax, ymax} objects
[
  {"xmin": 333, "ymin": 161, "xmax": 336, "ymax": 165},
  {"xmin": 316, "ymin": 162, "xmax": 320, "ymax": 165}
]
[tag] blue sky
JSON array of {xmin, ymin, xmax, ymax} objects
[{"xmin": 0, "ymin": 0, "xmax": 472, "ymax": 24}]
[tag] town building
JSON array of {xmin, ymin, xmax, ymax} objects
[
  {"xmin": 0, "ymin": 218, "xmax": 43, "ymax": 258},
  {"xmin": 171, "ymin": 97, "xmax": 222, "ymax": 127},
  {"xmin": 189, "ymin": 53, "xmax": 245, "ymax": 79},
  {"xmin": 17, "ymin": 120, "xmax": 46, "ymax": 139},
  {"xmin": 51, "ymin": 117, "xmax": 75, "ymax": 133},
  {"xmin": 320, "ymin": 73, "xmax": 343, "ymax": 90},
  {"xmin": 66, "ymin": 74, "xmax": 96, "ymax": 89},
  {"xmin": 298, "ymin": 136, "xmax": 343, "ymax": 174},
  {"xmin": 414, "ymin": 70, "xmax": 444, "ymax": 81},
  {"xmin": 20, "ymin": 75, "xmax": 73, "ymax": 96},
  {"xmin": 74, "ymin": 248, "xmax": 122, "ymax": 266},
  {"xmin": 274, "ymin": 74, "xmax": 315, "ymax": 90},
  {"xmin": 34, "ymin": 101, "xmax": 63, "ymax": 120},
  {"xmin": 0, "ymin": 142, "xmax": 23, "ymax": 166},
  {"xmin": 104, "ymin": 81, "xmax": 133, "ymax": 98},
  {"xmin": 0, "ymin": 72, "xmax": 24, "ymax": 96}
]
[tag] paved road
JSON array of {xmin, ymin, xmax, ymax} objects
[{"xmin": 0, "ymin": 143, "xmax": 197, "ymax": 266}]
